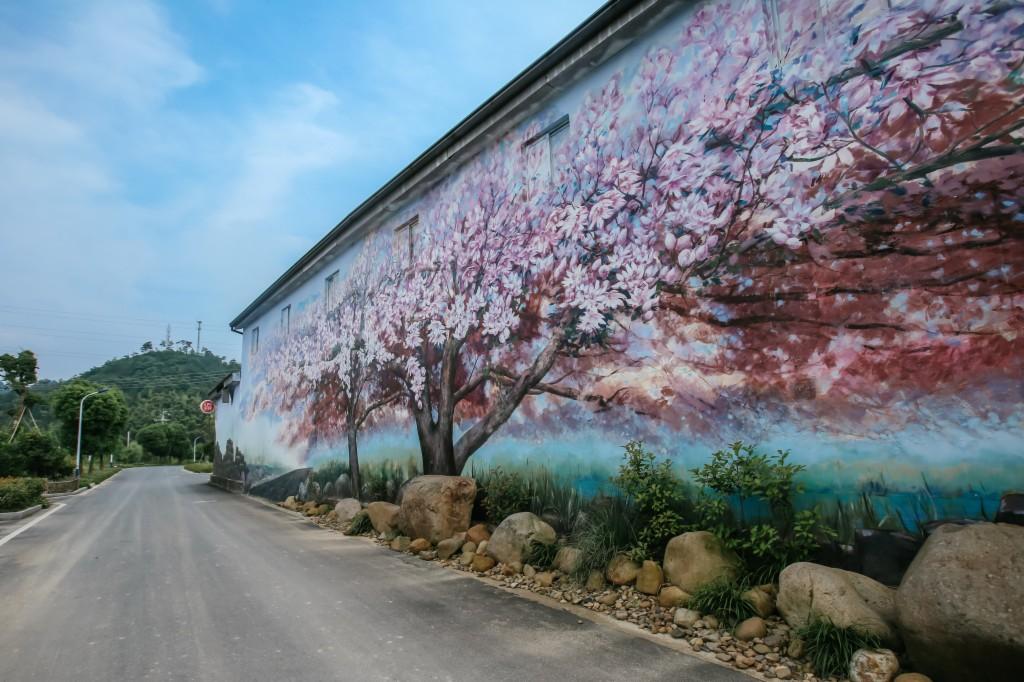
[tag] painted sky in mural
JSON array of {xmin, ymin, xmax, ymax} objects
[{"xmin": 232, "ymin": 0, "xmax": 1024, "ymax": 507}]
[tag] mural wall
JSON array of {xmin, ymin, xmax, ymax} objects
[{"xmin": 219, "ymin": 0, "xmax": 1024, "ymax": 525}]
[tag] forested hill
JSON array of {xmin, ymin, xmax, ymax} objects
[
  {"xmin": 1, "ymin": 349, "xmax": 239, "ymax": 435},
  {"xmin": 80, "ymin": 349, "xmax": 238, "ymax": 399}
]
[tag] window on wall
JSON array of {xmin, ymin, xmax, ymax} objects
[
  {"xmin": 523, "ymin": 114, "xmax": 569, "ymax": 192},
  {"xmin": 395, "ymin": 215, "xmax": 418, "ymax": 260},
  {"xmin": 250, "ymin": 327, "xmax": 259, "ymax": 355},
  {"xmin": 281, "ymin": 305, "xmax": 290, "ymax": 334},
  {"xmin": 325, "ymin": 270, "xmax": 339, "ymax": 309}
]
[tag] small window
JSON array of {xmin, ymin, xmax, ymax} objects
[
  {"xmin": 395, "ymin": 215, "xmax": 418, "ymax": 260},
  {"xmin": 281, "ymin": 305, "xmax": 291, "ymax": 334},
  {"xmin": 325, "ymin": 270, "xmax": 339, "ymax": 309},
  {"xmin": 523, "ymin": 114, "xmax": 569, "ymax": 191},
  {"xmin": 251, "ymin": 327, "xmax": 260, "ymax": 355}
]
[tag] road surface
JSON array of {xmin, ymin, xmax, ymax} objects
[{"xmin": 0, "ymin": 466, "xmax": 747, "ymax": 681}]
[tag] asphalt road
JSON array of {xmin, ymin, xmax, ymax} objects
[{"xmin": 0, "ymin": 467, "xmax": 748, "ymax": 682}]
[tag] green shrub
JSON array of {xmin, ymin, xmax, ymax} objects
[
  {"xmin": 688, "ymin": 578, "xmax": 756, "ymax": 627},
  {"xmin": 569, "ymin": 494, "xmax": 638, "ymax": 583},
  {"xmin": 524, "ymin": 540, "xmax": 559, "ymax": 569},
  {"xmin": 614, "ymin": 440, "xmax": 686, "ymax": 562},
  {"xmin": 0, "ymin": 477, "xmax": 46, "ymax": 512},
  {"xmin": 797, "ymin": 617, "xmax": 881, "ymax": 678},
  {"xmin": 692, "ymin": 441, "xmax": 836, "ymax": 583},
  {"xmin": 0, "ymin": 430, "xmax": 70, "ymax": 479},
  {"xmin": 344, "ymin": 510, "xmax": 373, "ymax": 536},
  {"xmin": 479, "ymin": 466, "xmax": 531, "ymax": 524}
]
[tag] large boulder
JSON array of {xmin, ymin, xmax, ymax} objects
[
  {"xmin": 366, "ymin": 501, "xmax": 402, "ymax": 535},
  {"xmin": 399, "ymin": 476, "xmax": 476, "ymax": 544},
  {"xmin": 333, "ymin": 498, "xmax": 362, "ymax": 524},
  {"xmin": 896, "ymin": 522, "xmax": 1024, "ymax": 682},
  {"xmin": 485, "ymin": 512, "xmax": 556, "ymax": 566},
  {"xmin": 778, "ymin": 562, "xmax": 899, "ymax": 646},
  {"xmin": 606, "ymin": 554, "xmax": 640, "ymax": 585},
  {"xmin": 662, "ymin": 531, "xmax": 741, "ymax": 593}
]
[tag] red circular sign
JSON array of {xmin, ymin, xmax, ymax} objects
[{"xmin": 199, "ymin": 399, "xmax": 216, "ymax": 414}]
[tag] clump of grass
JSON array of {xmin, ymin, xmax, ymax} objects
[
  {"xmin": 569, "ymin": 494, "xmax": 637, "ymax": 584},
  {"xmin": 184, "ymin": 462, "xmax": 213, "ymax": 474},
  {"xmin": 524, "ymin": 540, "xmax": 559, "ymax": 569},
  {"xmin": 526, "ymin": 467, "xmax": 585, "ymax": 535},
  {"xmin": 360, "ymin": 457, "xmax": 418, "ymax": 503},
  {"xmin": 344, "ymin": 510, "xmax": 373, "ymax": 536},
  {"xmin": 796, "ymin": 617, "xmax": 881, "ymax": 678},
  {"xmin": 688, "ymin": 578, "xmax": 756, "ymax": 627}
]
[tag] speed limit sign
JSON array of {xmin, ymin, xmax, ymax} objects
[{"xmin": 199, "ymin": 399, "xmax": 216, "ymax": 414}]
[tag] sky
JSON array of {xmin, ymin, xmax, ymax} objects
[{"xmin": 0, "ymin": 0, "xmax": 603, "ymax": 380}]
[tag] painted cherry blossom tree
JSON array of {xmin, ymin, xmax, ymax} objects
[{"xmin": 245, "ymin": 0, "xmax": 1023, "ymax": 480}]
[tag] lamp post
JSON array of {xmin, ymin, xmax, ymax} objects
[
  {"xmin": 75, "ymin": 388, "xmax": 109, "ymax": 478},
  {"xmin": 193, "ymin": 436, "xmax": 202, "ymax": 462}
]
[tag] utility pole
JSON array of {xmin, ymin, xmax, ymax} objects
[
  {"xmin": 196, "ymin": 320, "xmax": 202, "ymax": 353},
  {"xmin": 165, "ymin": 324, "xmax": 172, "ymax": 349}
]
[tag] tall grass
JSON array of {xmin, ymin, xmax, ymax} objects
[
  {"xmin": 797, "ymin": 617, "xmax": 881, "ymax": 678},
  {"xmin": 569, "ymin": 494, "xmax": 638, "ymax": 584}
]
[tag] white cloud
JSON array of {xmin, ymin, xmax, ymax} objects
[{"xmin": 1, "ymin": 0, "xmax": 202, "ymax": 108}]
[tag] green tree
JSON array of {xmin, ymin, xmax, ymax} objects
[
  {"xmin": 0, "ymin": 350, "xmax": 40, "ymax": 437},
  {"xmin": 11, "ymin": 430, "xmax": 69, "ymax": 478},
  {"xmin": 52, "ymin": 381, "xmax": 128, "ymax": 473},
  {"xmin": 137, "ymin": 422, "xmax": 190, "ymax": 462}
]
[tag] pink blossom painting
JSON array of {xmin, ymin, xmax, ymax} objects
[{"xmin": 227, "ymin": 0, "xmax": 1024, "ymax": 520}]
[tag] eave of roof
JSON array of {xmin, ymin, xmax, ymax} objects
[{"xmin": 229, "ymin": 0, "xmax": 646, "ymax": 330}]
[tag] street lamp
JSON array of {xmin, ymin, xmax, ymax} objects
[
  {"xmin": 192, "ymin": 436, "xmax": 202, "ymax": 462},
  {"xmin": 75, "ymin": 388, "xmax": 109, "ymax": 478}
]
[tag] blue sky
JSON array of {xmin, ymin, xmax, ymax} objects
[{"xmin": 0, "ymin": 0, "xmax": 602, "ymax": 380}]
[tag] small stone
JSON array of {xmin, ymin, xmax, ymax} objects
[
  {"xmin": 534, "ymin": 571, "xmax": 555, "ymax": 587},
  {"xmin": 671, "ymin": 628, "xmax": 685, "ymax": 639},
  {"xmin": 465, "ymin": 523, "xmax": 490, "ymax": 545},
  {"xmin": 674, "ymin": 608, "xmax": 701, "ymax": 627},
  {"xmin": 734, "ymin": 654, "xmax": 754, "ymax": 669},
  {"xmin": 408, "ymin": 538, "xmax": 431, "ymax": 553},
  {"xmin": 763, "ymin": 634, "xmax": 785, "ymax": 648},
  {"xmin": 715, "ymin": 652, "xmax": 733, "ymax": 662},
  {"xmin": 471, "ymin": 554, "xmax": 496, "ymax": 573},
  {"xmin": 754, "ymin": 643, "xmax": 771, "ymax": 655},
  {"xmin": 460, "ymin": 551, "xmax": 474, "ymax": 566},
  {"xmin": 735, "ymin": 616, "xmax": 767, "ymax": 642},
  {"xmin": 615, "ymin": 610, "xmax": 628, "ymax": 620},
  {"xmin": 635, "ymin": 560, "xmax": 664, "ymax": 595},
  {"xmin": 658, "ymin": 585, "xmax": 690, "ymax": 608},
  {"xmin": 849, "ymin": 648, "xmax": 900, "ymax": 682},
  {"xmin": 772, "ymin": 665, "xmax": 792, "ymax": 680},
  {"xmin": 475, "ymin": 539, "xmax": 488, "ymax": 555},
  {"xmin": 390, "ymin": 536, "xmax": 411, "ymax": 552},
  {"xmin": 436, "ymin": 533, "xmax": 466, "ymax": 560},
  {"xmin": 462, "ymin": 540, "xmax": 477, "ymax": 555},
  {"xmin": 418, "ymin": 550, "xmax": 436, "ymax": 560},
  {"xmin": 787, "ymin": 637, "xmax": 805, "ymax": 659},
  {"xmin": 598, "ymin": 592, "xmax": 618, "ymax": 606},
  {"xmin": 743, "ymin": 586, "xmax": 776, "ymax": 618},
  {"xmin": 689, "ymin": 638, "xmax": 704, "ymax": 649},
  {"xmin": 703, "ymin": 614, "xmax": 719, "ymax": 629}
]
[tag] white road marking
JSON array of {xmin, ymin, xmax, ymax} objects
[{"xmin": 0, "ymin": 503, "xmax": 66, "ymax": 548}]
